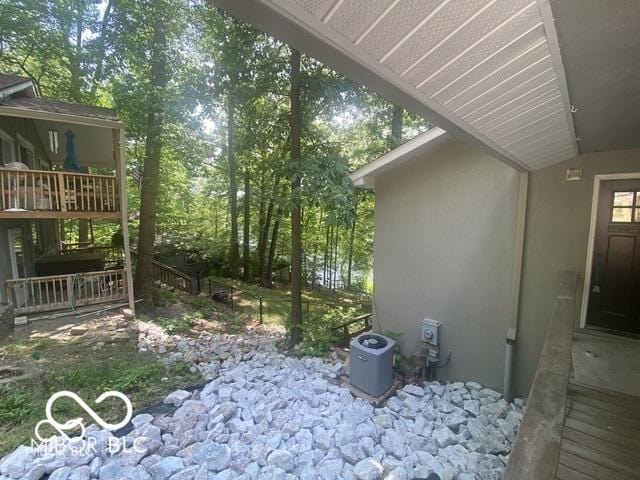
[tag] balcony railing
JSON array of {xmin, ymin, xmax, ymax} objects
[
  {"xmin": 5, "ymin": 269, "xmax": 128, "ymax": 315},
  {"xmin": 0, "ymin": 168, "xmax": 120, "ymax": 217}
]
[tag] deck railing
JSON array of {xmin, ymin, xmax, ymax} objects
[
  {"xmin": 131, "ymin": 251, "xmax": 194, "ymax": 294},
  {"xmin": 331, "ymin": 313, "xmax": 373, "ymax": 347},
  {"xmin": 5, "ymin": 269, "xmax": 128, "ymax": 315},
  {"xmin": 503, "ymin": 272, "xmax": 579, "ymax": 480},
  {"xmin": 0, "ymin": 168, "xmax": 119, "ymax": 214}
]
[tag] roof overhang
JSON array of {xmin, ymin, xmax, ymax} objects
[
  {"xmin": 0, "ymin": 103, "xmax": 121, "ymax": 130},
  {"xmin": 211, "ymin": 0, "xmax": 578, "ymax": 171},
  {"xmin": 551, "ymin": 0, "xmax": 640, "ymax": 154},
  {"xmin": 0, "ymin": 80, "xmax": 35, "ymax": 100},
  {"xmin": 350, "ymin": 128, "xmax": 450, "ymax": 189},
  {"xmin": 0, "ymin": 102, "xmax": 122, "ymax": 169}
]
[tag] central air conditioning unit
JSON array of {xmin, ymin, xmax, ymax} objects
[{"xmin": 349, "ymin": 332, "xmax": 395, "ymax": 396}]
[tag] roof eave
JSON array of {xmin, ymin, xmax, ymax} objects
[
  {"xmin": 350, "ymin": 127, "xmax": 450, "ymax": 189},
  {"xmin": 0, "ymin": 80, "xmax": 36, "ymax": 100},
  {"xmin": 0, "ymin": 105, "xmax": 122, "ymax": 129},
  {"xmin": 210, "ymin": 0, "xmax": 530, "ymax": 173}
]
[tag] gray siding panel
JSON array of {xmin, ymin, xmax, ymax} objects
[{"xmin": 373, "ymin": 138, "xmax": 519, "ymax": 391}]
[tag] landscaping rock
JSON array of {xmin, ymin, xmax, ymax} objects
[
  {"xmin": 164, "ymin": 390, "xmax": 192, "ymax": 407},
  {"xmin": 0, "ymin": 328, "xmax": 523, "ymax": 480},
  {"xmin": 353, "ymin": 458, "xmax": 383, "ymax": 480},
  {"xmin": 148, "ymin": 456, "xmax": 184, "ymax": 480}
]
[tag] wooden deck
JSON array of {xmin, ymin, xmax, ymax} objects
[{"xmin": 556, "ymin": 380, "xmax": 640, "ymax": 480}]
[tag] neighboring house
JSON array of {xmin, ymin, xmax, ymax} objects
[
  {"xmin": 0, "ymin": 73, "xmax": 134, "ymax": 318},
  {"xmin": 214, "ymin": 0, "xmax": 639, "ymax": 399}
]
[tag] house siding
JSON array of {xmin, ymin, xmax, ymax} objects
[
  {"xmin": 0, "ymin": 115, "xmax": 52, "ymax": 169},
  {"xmin": 515, "ymin": 148, "xmax": 640, "ymax": 395},
  {"xmin": 373, "ymin": 138, "xmax": 640, "ymax": 396},
  {"xmin": 0, "ymin": 115, "xmax": 57, "ymax": 303},
  {"xmin": 373, "ymin": 138, "xmax": 519, "ymax": 391}
]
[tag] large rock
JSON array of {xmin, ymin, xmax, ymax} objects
[
  {"xmin": 353, "ymin": 458, "xmax": 383, "ymax": 480},
  {"xmin": 164, "ymin": 390, "xmax": 192, "ymax": 407},
  {"xmin": 267, "ymin": 449, "xmax": 295, "ymax": 472},
  {"xmin": 148, "ymin": 456, "xmax": 184, "ymax": 480}
]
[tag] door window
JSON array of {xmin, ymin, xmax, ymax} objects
[{"xmin": 611, "ymin": 191, "xmax": 640, "ymax": 223}]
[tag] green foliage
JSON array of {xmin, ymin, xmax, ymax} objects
[
  {"xmin": 149, "ymin": 311, "xmax": 201, "ymax": 336},
  {"xmin": 0, "ymin": 385, "xmax": 33, "ymax": 426},
  {"xmin": 0, "ymin": 340, "xmax": 201, "ymax": 455},
  {"xmin": 383, "ymin": 330, "xmax": 411, "ymax": 375}
]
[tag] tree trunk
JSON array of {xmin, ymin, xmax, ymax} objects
[
  {"xmin": 289, "ymin": 48, "xmax": 303, "ymax": 346},
  {"xmin": 265, "ymin": 206, "xmax": 282, "ymax": 288},
  {"xmin": 333, "ymin": 225, "xmax": 340, "ymax": 292},
  {"xmin": 259, "ymin": 176, "xmax": 279, "ymax": 286},
  {"xmin": 257, "ymin": 173, "xmax": 265, "ymax": 278},
  {"xmin": 347, "ymin": 197, "xmax": 358, "ymax": 290},
  {"xmin": 134, "ymin": 5, "xmax": 167, "ymax": 312},
  {"xmin": 89, "ymin": 0, "xmax": 113, "ymax": 100},
  {"xmin": 227, "ymin": 97, "xmax": 240, "ymax": 279},
  {"xmin": 79, "ymin": 220, "xmax": 89, "ymax": 243},
  {"xmin": 242, "ymin": 166, "xmax": 251, "ymax": 282},
  {"xmin": 324, "ymin": 221, "xmax": 330, "ymax": 289},
  {"xmin": 391, "ymin": 105, "xmax": 403, "ymax": 148}
]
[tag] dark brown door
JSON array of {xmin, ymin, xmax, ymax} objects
[{"xmin": 587, "ymin": 179, "xmax": 640, "ymax": 335}]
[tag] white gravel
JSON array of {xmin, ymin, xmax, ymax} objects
[{"xmin": 0, "ymin": 326, "xmax": 524, "ymax": 480}]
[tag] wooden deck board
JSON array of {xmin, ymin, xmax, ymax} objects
[{"xmin": 558, "ymin": 381, "xmax": 640, "ymax": 479}]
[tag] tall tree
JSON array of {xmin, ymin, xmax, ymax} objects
[
  {"xmin": 242, "ymin": 164, "xmax": 251, "ymax": 281},
  {"xmin": 289, "ymin": 48, "xmax": 303, "ymax": 346},
  {"xmin": 134, "ymin": 0, "xmax": 169, "ymax": 311},
  {"xmin": 390, "ymin": 104, "xmax": 404, "ymax": 147},
  {"xmin": 227, "ymin": 97, "xmax": 240, "ymax": 278}
]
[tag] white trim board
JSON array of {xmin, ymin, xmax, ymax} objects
[
  {"xmin": 580, "ymin": 172, "xmax": 640, "ymax": 329},
  {"xmin": 350, "ymin": 128, "xmax": 450, "ymax": 189}
]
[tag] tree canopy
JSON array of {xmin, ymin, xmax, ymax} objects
[{"xmin": 0, "ymin": 0, "xmax": 430, "ymax": 337}]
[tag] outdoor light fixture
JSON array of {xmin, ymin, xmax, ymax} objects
[{"xmin": 48, "ymin": 129, "xmax": 59, "ymax": 154}]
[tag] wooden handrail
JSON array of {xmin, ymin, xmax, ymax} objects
[
  {"xmin": 131, "ymin": 251, "xmax": 194, "ymax": 294},
  {"xmin": 0, "ymin": 168, "xmax": 119, "ymax": 214},
  {"xmin": 503, "ymin": 272, "xmax": 578, "ymax": 480},
  {"xmin": 331, "ymin": 312, "xmax": 373, "ymax": 347}
]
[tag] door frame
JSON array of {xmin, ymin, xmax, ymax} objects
[
  {"xmin": 7, "ymin": 228, "xmax": 24, "ymax": 279},
  {"xmin": 580, "ymin": 172, "xmax": 640, "ymax": 328}
]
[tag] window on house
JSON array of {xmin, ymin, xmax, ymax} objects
[
  {"xmin": 16, "ymin": 134, "xmax": 35, "ymax": 168},
  {"xmin": 0, "ymin": 129, "xmax": 14, "ymax": 165},
  {"xmin": 611, "ymin": 191, "xmax": 640, "ymax": 223}
]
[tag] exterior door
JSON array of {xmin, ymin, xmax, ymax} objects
[
  {"xmin": 587, "ymin": 179, "xmax": 640, "ymax": 335},
  {"xmin": 7, "ymin": 228, "xmax": 27, "ymax": 307}
]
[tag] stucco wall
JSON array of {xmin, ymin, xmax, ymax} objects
[
  {"xmin": 373, "ymin": 138, "xmax": 640, "ymax": 396},
  {"xmin": 514, "ymin": 148, "xmax": 640, "ymax": 395},
  {"xmin": 373, "ymin": 138, "xmax": 519, "ymax": 390}
]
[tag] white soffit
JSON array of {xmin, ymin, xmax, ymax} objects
[{"xmin": 212, "ymin": 0, "xmax": 578, "ymax": 171}]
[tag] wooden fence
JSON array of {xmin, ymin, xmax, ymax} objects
[
  {"xmin": 0, "ymin": 168, "xmax": 119, "ymax": 213},
  {"xmin": 5, "ymin": 269, "xmax": 128, "ymax": 315}
]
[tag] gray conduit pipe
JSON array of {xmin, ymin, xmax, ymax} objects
[{"xmin": 504, "ymin": 171, "xmax": 529, "ymax": 402}]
